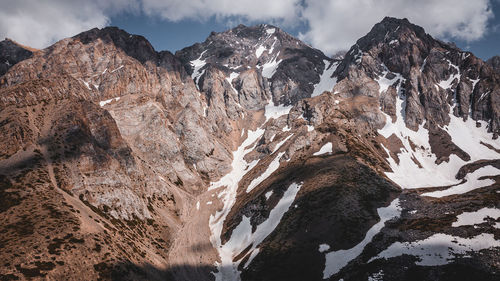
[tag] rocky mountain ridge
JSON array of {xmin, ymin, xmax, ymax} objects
[
  {"xmin": 0, "ymin": 17, "xmax": 499, "ymax": 281},
  {"xmin": 488, "ymin": 55, "xmax": 500, "ymax": 73},
  {"xmin": 0, "ymin": 38, "xmax": 35, "ymax": 77}
]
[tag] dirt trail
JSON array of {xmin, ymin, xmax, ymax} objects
[
  {"xmin": 36, "ymin": 108, "xmax": 110, "ymax": 234},
  {"xmin": 42, "ymin": 145, "xmax": 110, "ymax": 233},
  {"xmin": 167, "ymin": 186, "xmax": 222, "ymax": 281}
]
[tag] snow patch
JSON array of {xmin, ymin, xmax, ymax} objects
[
  {"xmin": 190, "ymin": 50, "xmax": 208, "ymax": 88},
  {"xmin": 266, "ymin": 28, "xmax": 276, "ymax": 34},
  {"xmin": 312, "ymin": 60, "xmax": 339, "ymax": 97},
  {"xmin": 444, "ymin": 112, "xmax": 500, "ymax": 161},
  {"xmin": 99, "ymin": 97, "xmax": 120, "ymax": 107},
  {"xmin": 371, "ymin": 233, "xmax": 500, "ymax": 266},
  {"xmin": 264, "ymin": 98, "xmax": 292, "ymax": 122},
  {"xmin": 269, "ymin": 133, "xmax": 276, "ymax": 142},
  {"xmin": 272, "ymin": 134, "xmax": 293, "ymax": 154},
  {"xmin": 323, "ymin": 199, "xmax": 401, "ymax": 278},
  {"xmin": 368, "ymin": 270, "xmax": 384, "ymax": 281},
  {"xmin": 111, "ymin": 65, "xmax": 124, "ymax": 73},
  {"xmin": 268, "ymin": 38, "xmax": 277, "ymax": 54},
  {"xmin": 452, "ymin": 207, "xmax": 500, "ymax": 227},
  {"xmin": 80, "ymin": 79, "xmax": 91, "ymax": 90},
  {"xmin": 479, "ymin": 91, "xmax": 490, "ymax": 101},
  {"xmin": 375, "ymin": 70, "xmax": 402, "ymax": 95},
  {"xmin": 313, "ymin": 143, "xmax": 332, "ymax": 156},
  {"xmin": 265, "ymin": 190, "xmax": 273, "ymax": 200},
  {"xmin": 319, "ymin": 244, "xmax": 330, "ymax": 253},
  {"xmin": 212, "ymin": 182, "xmax": 301, "ymax": 280},
  {"xmin": 261, "ymin": 54, "xmax": 283, "ymax": 78},
  {"xmin": 421, "ymin": 166, "xmax": 500, "ymax": 197},
  {"xmin": 470, "ymin": 77, "xmax": 480, "ymax": 90},
  {"xmin": 437, "ymin": 60, "xmax": 460, "ymax": 90},
  {"xmin": 255, "ymin": 45, "xmax": 266, "ymax": 58},
  {"xmin": 246, "ymin": 152, "xmax": 285, "ymax": 193},
  {"xmin": 226, "ymin": 72, "xmax": 240, "ymax": 94},
  {"xmin": 227, "ymin": 72, "xmax": 239, "ymax": 83}
]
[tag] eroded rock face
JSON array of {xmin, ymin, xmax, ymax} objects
[
  {"xmin": 0, "ymin": 27, "xmax": 239, "ymax": 281},
  {"xmin": 0, "ymin": 18, "xmax": 499, "ymax": 281},
  {"xmin": 0, "ymin": 39, "xmax": 34, "ymax": 76},
  {"xmin": 335, "ymin": 17, "xmax": 500, "ymax": 135},
  {"xmin": 176, "ymin": 24, "xmax": 333, "ymax": 107},
  {"xmin": 487, "ymin": 56, "xmax": 500, "ymax": 73}
]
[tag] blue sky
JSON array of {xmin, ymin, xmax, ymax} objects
[
  {"xmin": 1, "ymin": 0, "xmax": 499, "ymax": 60},
  {"xmin": 453, "ymin": 0, "xmax": 500, "ymax": 59},
  {"xmin": 109, "ymin": 14, "xmax": 245, "ymax": 54}
]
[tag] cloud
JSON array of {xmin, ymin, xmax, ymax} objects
[
  {"xmin": 140, "ymin": 0, "xmax": 302, "ymax": 24},
  {"xmin": 0, "ymin": 0, "xmax": 300, "ymax": 49},
  {"xmin": 299, "ymin": 0, "xmax": 495, "ymax": 54},
  {"xmin": 0, "ymin": 0, "xmax": 496, "ymax": 54},
  {"xmin": 0, "ymin": 0, "xmax": 138, "ymax": 49}
]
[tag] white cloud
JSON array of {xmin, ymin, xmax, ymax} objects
[
  {"xmin": 0, "ymin": 0, "xmax": 138, "ymax": 49},
  {"xmin": 0, "ymin": 0, "xmax": 496, "ymax": 54},
  {"xmin": 300, "ymin": 0, "xmax": 495, "ymax": 54},
  {"xmin": 0, "ymin": 0, "xmax": 300, "ymax": 49},
  {"xmin": 141, "ymin": 0, "xmax": 302, "ymax": 24}
]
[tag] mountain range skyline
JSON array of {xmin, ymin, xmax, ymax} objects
[{"xmin": 1, "ymin": 0, "xmax": 500, "ymax": 59}]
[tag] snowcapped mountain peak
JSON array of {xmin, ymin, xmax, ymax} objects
[{"xmin": 176, "ymin": 23, "xmax": 333, "ymax": 106}]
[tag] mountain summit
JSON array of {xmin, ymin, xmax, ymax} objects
[
  {"xmin": 176, "ymin": 23, "xmax": 333, "ymax": 106},
  {"xmin": 0, "ymin": 18, "xmax": 499, "ymax": 281}
]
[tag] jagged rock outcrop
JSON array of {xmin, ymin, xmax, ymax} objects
[
  {"xmin": 0, "ymin": 18, "xmax": 499, "ymax": 281},
  {"xmin": 335, "ymin": 17, "xmax": 500, "ymax": 136},
  {"xmin": 176, "ymin": 24, "xmax": 334, "ymax": 107},
  {"xmin": 0, "ymin": 39, "xmax": 34, "ymax": 77},
  {"xmin": 488, "ymin": 55, "xmax": 500, "ymax": 73}
]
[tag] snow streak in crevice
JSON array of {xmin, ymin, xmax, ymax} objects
[{"xmin": 322, "ymin": 199, "xmax": 401, "ymax": 279}]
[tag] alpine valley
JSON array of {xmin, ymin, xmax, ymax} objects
[{"xmin": 0, "ymin": 17, "xmax": 499, "ymax": 281}]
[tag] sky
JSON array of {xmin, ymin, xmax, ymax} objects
[{"xmin": 1, "ymin": 0, "xmax": 499, "ymax": 60}]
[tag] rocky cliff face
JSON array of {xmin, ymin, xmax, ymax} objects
[
  {"xmin": 0, "ymin": 18, "xmax": 499, "ymax": 281},
  {"xmin": 176, "ymin": 24, "xmax": 334, "ymax": 107},
  {"xmin": 488, "ymin": 56, "xmax": 500, "ymax": 73},
  {"xmin": 0, "ymin": 38, "xmax": 34, "ymax": 76},
  {"xmin": 336, "ymin": 17, "xmax": 500, "ymax": 135}
]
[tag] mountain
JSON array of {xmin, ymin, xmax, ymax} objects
[
  {"xmin": 175, "ymin": 24, "xmax": 334, "ymax": 106},
  {"xmin": 0, "ymin": 17, "xmax": 499, "ymax": 281}
]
